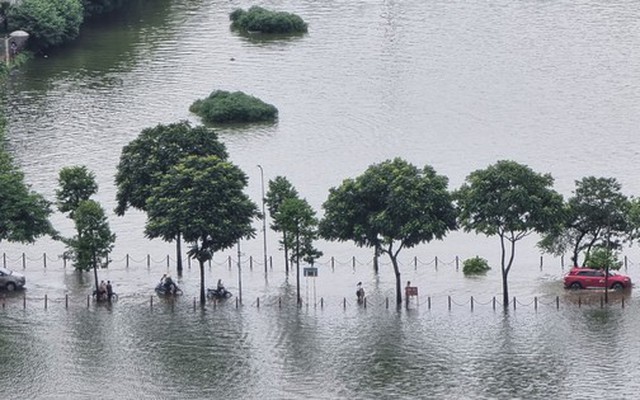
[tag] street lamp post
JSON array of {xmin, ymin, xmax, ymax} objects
[{"xmin": 257, "ymin": 165, "xmax": 268, "ymax": 276}]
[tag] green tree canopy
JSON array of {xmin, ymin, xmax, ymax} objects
[
  {"xmin": 320, "ymin": 158, "xmax": 457, "ymax": 305},
  {"xmin": 229, "ymin": 6, "xmax": 308, "ymax": 34},
  {"xmin": 56, "ymin": 165, "xmax": 98, "ymax": 217},
  {"xmin": 584, "ymin": 247, "xmax": 622, "ymax": 271},
  {"xmin": 65, "ymin": 199, "xmax": 115, "ymax": 271},
  {"xmin": 455, "ymin": 160, "xmax": 564, "ymax": 307},
  {"xmin": 276, "ymin": 197, "xmax": 322, "ymax": 303},
  {"xmin": 0, "ymin": 164, "xmax": 53, "ymax": 244},
  {"xmin": 265, "ymin": 176, "xmax": 299, "ymax": 275},
  {"xmin": 115, "ymin": 121, "xmax": 228, "ymax": 275},
  {"xmin": 7, "ymin": 0, "xmax": 84, "ymax": 49},
  {"xmin": 115, "ymin": 121, "xmax": 228, "ymax": 215},
  {"xmin": 145, "ymin": 155, "xmax": 258, "ymax": 304},
  {"xmin": 538, "ymin": 176, "xmax": 630, "ymax": 267}
]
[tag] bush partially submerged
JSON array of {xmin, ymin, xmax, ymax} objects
[
  {"xmin": 584, "ymin": 247, "xmax": 622, "ymax": 271},
  {"xmin": 463, "ymin": 256, "xmax": 491, "ymax": 276},
  {"xmin": 190, "ymin": 90, "xmax": 278, "ymax": 124},
  {"xmin": 230, "ymin": 6, "xmax": 307, "ymax": 34}
]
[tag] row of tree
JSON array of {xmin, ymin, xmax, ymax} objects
[
  {"xmin": 113, "ymin": 121, "xmax": 640, "ymax": 308},
  {"xmin": 2, "ymin": 120, "xmax": 637, "ymax": 307}
]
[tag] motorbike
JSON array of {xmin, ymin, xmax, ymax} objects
[
  {"xmin": 207, "ymin": 287, "xmax": 232, "ymax": 300},
  {"xmin": 155, "ymin": 282, "xmax": 183, "ymax": 296},
  {"xmin": 92, "ymin": 289, "xmax": 118, "ymax": 301}
]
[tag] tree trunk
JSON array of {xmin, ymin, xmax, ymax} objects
[
  {"xmin": 500, "ymin": 235, "xmax": 508, "ymax": 308},
  {"xmin": 501, "ymin": 235, "xmax": 517, "ymax": 309},
  {"xmin": 295, "ymin": 230, "xmax": 300, "ymax": 305},
  {"xmin": 501, "ymin": 266, "xmax": 509, "ymax": 308},
  {"xmin": 92, "ymin": 251, "xmax": 99, "ymax": 302},
  {"xmin": 176, "ymin": 232, "xmax": 183, "ymax": 277},
  {"xmin": 391, "ymin": 255, "xmax": 402, "ymax": 306},
  {"xmin": 373, "ymin": 246, "xmax": 379, "ymax": 274},
  {"xmin": 283, "ymin": 231, "xmax": 290, "ymax": 276},
  {"xmin": 199, "ymin": 260, "xmax": 206, "ymax": 306}
]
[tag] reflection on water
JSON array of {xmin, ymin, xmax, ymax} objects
[
  {"xmin": 1, "ymin": 265, "xmax": 640, "ymax": 398},
  {"xmin": 3, "ymin": 0, "xmax": 640, "ymax": 397}
]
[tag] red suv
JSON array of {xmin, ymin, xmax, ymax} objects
[{"xmin": 564, "ymin": 267, "xmax": 632, "ymax": 290}]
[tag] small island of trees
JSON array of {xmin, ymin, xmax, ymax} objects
[
  {"xmin": 189, "ymin": 90, "xmax": 278, "ymax": 124},
  {"xmin": 230, "ymin": 6, "xmax": 308, "ymax": 34}
]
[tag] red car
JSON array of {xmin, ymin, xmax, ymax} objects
[{"xmin": 564, "ymin": 267, "xmax": 632, "ymax": 290}]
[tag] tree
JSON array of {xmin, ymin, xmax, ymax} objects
[
  {"xmin": 276, "ymin": 197, "xmax": 322, "ymax": 303},
  {"xmin": 320, "ymin": 158, "xmax": 457, "ymax": 305},
  {"xmin": 144, "ymin": 155, "xmax": 258, "ymax": 305},
  {"xmin": 584, "ymin": 247, "xmax": 622, "ymax": 271},
  {"xmin": 455, "ymin": 160, "xmax": 564, "ymax": 308},
  {"xmin": 0, "ymin": 163, "xmax": 53, "ymax": 245},
  {"xmin": 539, "ymin": 177, "xmax": 629, "ymax": 266},
  {"xmin": 7, "ymin": 0, "xmax": 84, "ymax": 49},
  {"xmin": 65, "ymin": 200, "xmax": 115, "ymax": 295},
  {"xmin": 56, "ymin": 166, "xmax": 114, "ymax": 298},
  {"xmin": 115, "ymin": 121, "xmax": 228, "ymax": 276},
  {"xmin": 264, "ymin": 176, "xmax": 299, "ymax": 275},
  {"xmin": 626, "ymin": 197, "xmax": 640, "ymax": 244},
  {"xmin": 56, "ymin": 165, "xmax": 98, "ymax": 217}
]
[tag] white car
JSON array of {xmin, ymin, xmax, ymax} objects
[{"xmin": 0, "ymin": 267, "xmax": 26, "ymax": 291}]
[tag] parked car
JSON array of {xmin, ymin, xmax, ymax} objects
[
  {"xmin": 564, "ymin": 267, "xmax": 631, "ymax": 290},
  {"xmin": 0, "ymin": 267, "xmax": 26, "ymax": 291}
]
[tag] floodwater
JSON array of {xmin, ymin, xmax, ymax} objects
[{"xmin": 2, "ymin": 0, "xmax": 640, "ymax": 398}]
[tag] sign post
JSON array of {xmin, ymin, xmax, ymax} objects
[
  {"xmin": 405, "ymin": 285, "xmax": 418, "ymax": 308},
  {"xmin": 303, "ymin": 267, "xmax": 318, "ymax": 305}
]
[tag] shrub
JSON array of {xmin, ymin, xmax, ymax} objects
[
  {"xmin": 584, "ymin": 247, "xmax": 622, "ymax": 271},
  {"xmin": 190, "ymin": 90, "xmax": 278, "ymax": 124},
  {"xmin": 7, "ymin": 0, "xmax": 84, "ymax": 49},
  {"xmin": 230, "ymin": 6, "xmax": 307, "ymax": 34},
  {"xmin": 463, "ymin": 256, "xmax": 491, "ymax": 276}
]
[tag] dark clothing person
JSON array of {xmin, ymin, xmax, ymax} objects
[
  {"xmin": 106, "ymin": 281, "xmax": 113, "ymax": 301},
  {"xmin": 164, "ymin": 276, "xmax": 175, "ymax": 294},
  {"xmin": 356, "ymin": 282, "xmax": 365, "ymax": 303},
  {"xmin": 217, "ymin": 279, "xmax": 225, "ymax": 295}
]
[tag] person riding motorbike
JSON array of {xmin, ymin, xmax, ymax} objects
[
  {"xmin": 163, "ymin": 275, "xmax": 176, "ymax": 294},
  {"xmin": 216, "ymin": 279, "xmax": 227, "ymax": 296},
  {"xmin": 356, "ymin": 282, "xmax": 365, "ymax": 303}
]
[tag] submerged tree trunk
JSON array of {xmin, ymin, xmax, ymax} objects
[
  {"xmin": 501, "ymin": 267, "xmax": 509, "ymax": 308},
  {"xmin": 283, "ymin": 230, "xmax": 290, "ymax": 276},
  {"xmin": 373, "ymin": 245, "xmax": 380, "ymax": 274},
  {"xmin": 391, "ymin": 256, "xmax": 401, "ymax": 306},
  {"xmin": 295, "ymin": 230, "xmax": 300, "ymax": 305},
  {"xmin": 199, "ymin": 259, "xmax": 206, "ymax": 306},
  {"xmin": 501, "ymin": 235, "xmax": 517, "ymax": 309},
  {"xmin": 176, "ymin": 232, "xmax": 183, "ymax": 277},
  {"xmin": 92, "ymin": 251, "xmax": 100, "ymax": 301},
  {"xmin": 500, "ymin": 235, "xmax": 508, "ymax": 308}
]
